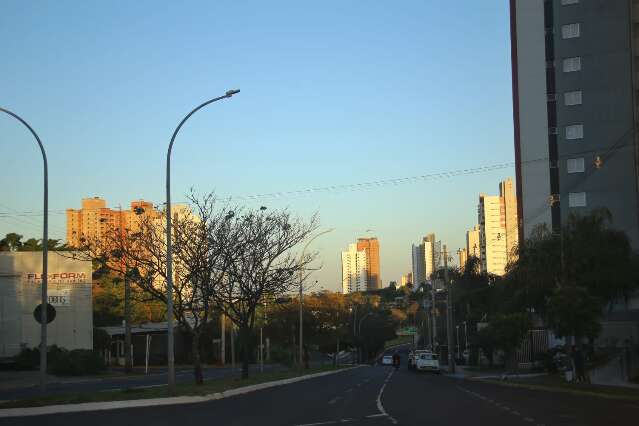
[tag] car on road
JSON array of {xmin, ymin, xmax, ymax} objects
[
  {"xmin": 381, "ymin": 355, "xmax": 393, "ymax": 365},
  {"xmin": 415, "ymin": 352, "xmax": 440, "ymax": 373}
]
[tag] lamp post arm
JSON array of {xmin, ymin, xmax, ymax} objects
[{"xmin": 0, "ymin": 107, "xmax": 48, "ymax": 392}]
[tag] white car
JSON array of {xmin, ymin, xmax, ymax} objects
[
  {"xmin": 381, "ymin": 355, "xmax": 393, "ymax": 365},
  {"xmin": 415, "ymin": 352, "xmax": 440, "ymax": 373}
]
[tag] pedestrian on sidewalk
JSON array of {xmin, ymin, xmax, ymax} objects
[{"xmin": 571, "ymin": 345, "xmax": 588, "ymax": 384}]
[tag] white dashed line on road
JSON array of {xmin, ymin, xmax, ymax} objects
[{"xmin": 456, "ymin": 385, "xmax": 540, "ymax": 425}]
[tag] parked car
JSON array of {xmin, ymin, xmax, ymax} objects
[
  {"xmin": 415, "ymin": 352, "xmax": 440, "ymax": 373},
  {"xmin": 381, "ymin": 355, "xmax": 393, "ymax": 365}
]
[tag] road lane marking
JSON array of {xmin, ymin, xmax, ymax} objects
[
  {"xmin": 456, "ymin": 385, "xmax": 540, "ymax": 425},
  {"xmin": 328, "ymin": 397, "xmax": 342, "ymax": 405},
  {"xmin": 376, "ymin": 370, "xmax": 398, "ymax": 424},
  {"xmin": 366, "ymin": 414, "xmax": 387, "ymax": 418},
  {"xmin": 345, "ymin": 388, "xmax": 353, "ymax": 393}
]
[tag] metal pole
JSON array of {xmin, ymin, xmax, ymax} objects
[
  {"xmin": 231, "ymin": 325, "xmax": 236, "ymax": 371},
  {"xmin": 0, "ymin": 107, "xmax": 48, "ymax": 392},
  {"xmin": 444, "ymin": 245, "xmax": 455, "ymax": 374},
  {"xmin": 456, "ymin": 325, "xmax": 460, "ymax": 359},
  {"xmin": 221, "ymin": 314, "xmax": 226, "ymax": 365},
  {"xmin": 260, "ymin": 327, "xmax": 264, "ymax": 372},
  {"xmin": 464, "ymin": 321, "xmax": 468, "ymax": 352},
  {"xmin": 165, "ymin": 90, "xmax": 239, "ymax": 392}
]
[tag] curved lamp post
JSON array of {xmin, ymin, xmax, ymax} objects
[
  {"xmin": 0, "ymin": 107, "xmax": 48, "ymax": 392},
  {"xmin": 298, "ymin": 228, "xmax": 334, "ymax": 370},
  {"xmin": 165, "ymin": 89, "xmax": 239, "ymax": 392}
]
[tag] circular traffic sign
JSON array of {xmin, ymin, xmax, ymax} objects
[{"xmin": 33, "ymin": 303, "xmax": 56, "ymax": 324}]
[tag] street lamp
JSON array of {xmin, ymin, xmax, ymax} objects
[
  {"xmin": 0, "ymin": 107, "xmax": 48, "ymax": 392},
  {"xmin": 165, "ymin": 89, "xmax": 239, "ymax": 392},
  {"xmin": 356, "ymin": 312, "xmax": 372, "ymax": 363},
  {"xmin": 298, "ymin": 228, "xmax": 334, "ymax": 370}
]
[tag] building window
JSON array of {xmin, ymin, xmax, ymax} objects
[
  {"xmin": 561, "ymin": 23, "xmax": 580, "ymax": 39},
  {"xmin": 565, "ymin": 124, "xmax": 584, "ymax": 140},
  {"xmin": 564, "ymin": 90, "xmax": 583, "ymax": 106},
  {"xmin": 568, "ymin": 192, "xmax": 587, "ymax": 207},
  {"xmin": 563, "ymin": 56, "xmax": 582, "ymax": 72},
  {"xmin": 567, "ymin": 158, "xmax": 585, "ymax": 173},
  {"xmin": 561, "ymin": 0, "xmax": 579, "ymax": 4}
]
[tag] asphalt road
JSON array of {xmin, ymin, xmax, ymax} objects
[{"xmin": 3, "ymin": 346, "xmax": 639, "ymax": 425}]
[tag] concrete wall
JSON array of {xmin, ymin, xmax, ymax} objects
[{"xmin": 0, "ymin": 251, "xmax": 92, "ymax": 358}]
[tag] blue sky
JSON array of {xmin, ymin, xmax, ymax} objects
[{"xmin": 0, "ymin": 0, "xmax": 515, "ymax": 291}]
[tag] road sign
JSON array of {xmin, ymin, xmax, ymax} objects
[{"xmin": 33, "ymin": 303, "xmax": 56, "ymax": 324}]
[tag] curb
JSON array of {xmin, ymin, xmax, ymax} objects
[
  {"xmin": 473, "ymin": 378, "xmax": 639, "ymax": 402},
  {"xmin": 0, "ymin": 366, "xmax": 362, "ymax": 418}
]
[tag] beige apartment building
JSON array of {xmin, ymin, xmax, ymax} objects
[
  {"xmin": 66, "ymin": 197, "xmax": 160, "ymax": 247},
  {"xmin": 478, "ymin": 178, "xmax": 519, "ymax": 276},
  {"xmin": 458, "ymin": 248, "xmax": 467, "ymax": 271},
  {"xmin": 466, "ymin": 225, "xmax": 480, "ymax": 260}
]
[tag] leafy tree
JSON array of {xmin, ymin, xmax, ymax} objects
[
  {"xmin": 0, "ymin": 233, "xmax": 23, "ymax": 251},
  {"xmin": 546, "ymin": 285, "xmax": 602, "ymax": 341}
]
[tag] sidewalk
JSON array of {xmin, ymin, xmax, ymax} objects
[{"xmin": 443, "ymin": 365, "xmax": 546, "ymax": 380}]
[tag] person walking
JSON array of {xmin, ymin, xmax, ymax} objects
[{"xmin": 571, "ymin": 345, "xmax": 588, "ymax": 384}]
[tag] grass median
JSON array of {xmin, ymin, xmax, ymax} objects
[
  {"xmin": 0, "ymin": 365, "xmax": 349, "ymax": 409},
  {"xmin": 479, "ymin": 374, "xmax": 639, "ymax": 401}
]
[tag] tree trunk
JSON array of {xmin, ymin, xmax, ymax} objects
[
  {"xmin": 192, "ymin": 331, "xmax": 203, "ymax": 385},
  {"xmin": 240, "ymin": 325, "xmax": 250, "ymax": 379}
]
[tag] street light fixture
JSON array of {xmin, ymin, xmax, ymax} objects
[
  {"xmin": 298, "ymin": 228, "xmax": 334, "ymax": 370},
  {"xmin": 165, "ymin": 89, "xmax": 239, "ymax": 392},
  {"xmin": 0, "ymin": 107, "xmax": 48, "ymax": 392}
]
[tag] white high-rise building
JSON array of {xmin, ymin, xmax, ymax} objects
[
  {"xmin": 341, "ymin": 244, "xmax": 368, "ymax": 294},
  {"xmin": 411, "ymin": 233, "xmax": 440, "ymax": 289}
]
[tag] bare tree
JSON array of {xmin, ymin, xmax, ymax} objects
[
  {"xmin": 213, "ymin": 208, "xmax": 319, "ymax": 379},
  {"xmin": 69, "ymin": 192, "xmax": 235, "ymax": 384}
]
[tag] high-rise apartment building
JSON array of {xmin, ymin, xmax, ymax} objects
[
  {"xmin": 411, "ymin": 243, "xmax": 425, "ymax": 287},
  {"xmin": 478, "ymin": 178, "xmax": 519, "ymax": 276},
  {"xmin": 458, "ymin": 248, "xmax": 468, "ymax": 271},
  {"xmin": 411, "ymin": 233, "xmax": 441, "ymax": 287},
  {"xmin": 466, "ymin": 225, "xmax": 481, "ymax": 259},
  {"xmin": 400, "ymin": 272, "xmax": 413, "ymax": 288},
  {"xmin": 357, "ymin": 238, "xmax": 381, "ymax": 290},
  {"xmin": 341, "ymin": 244, "xmax": 368, "ymax": 294},
  {"xmin": 66, "ymin": 197, "xmax": 159, "ymax": 247},
  {"xmin": 510, "ymin": 0, "xmax": 639, "ymax": 247}
]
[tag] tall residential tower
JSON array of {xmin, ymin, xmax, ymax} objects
[{"xmin": 510, "ymin": 0, "xmax": 639, "ymax": 246}]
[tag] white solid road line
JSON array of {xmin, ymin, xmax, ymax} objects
[{"xmin": 375, "ymin": 370, "xmax": 398, "ymax": 425}]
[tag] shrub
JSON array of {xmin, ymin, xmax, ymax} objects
[
  {"xmin": 14, "ymin": 347, "xmax": 40, "ymax": 370},
  {"xmin": 49, "ymin": 348, "xmax": 106, "ymax": 376}
]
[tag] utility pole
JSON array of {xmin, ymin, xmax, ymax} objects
[
  {"xmin": 444, "ymin": 245, "xmax": 455, "ymax": 374},
  {"xmin": 119, "ymin": 205, "xmax": 132, "ymax": 374},
  {"xmin": 220, "ymin": 314, "xmax": 226, "ymax": 365},
  {"xmin": 230, "ymin": 324, "xmax": 235, "ymax": 371},
  {"xmin": 431, "ymin": 281, "xmax": 437, "ymax": 349}
]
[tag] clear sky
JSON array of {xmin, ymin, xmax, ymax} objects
[{"xmin": 0, "ymin": 0, "xmax": 515, "ymax": 292}]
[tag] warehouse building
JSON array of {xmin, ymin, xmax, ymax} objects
[{"xmin": 0, "ymin": 251, "xmax": 92, "ymax": 359}]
